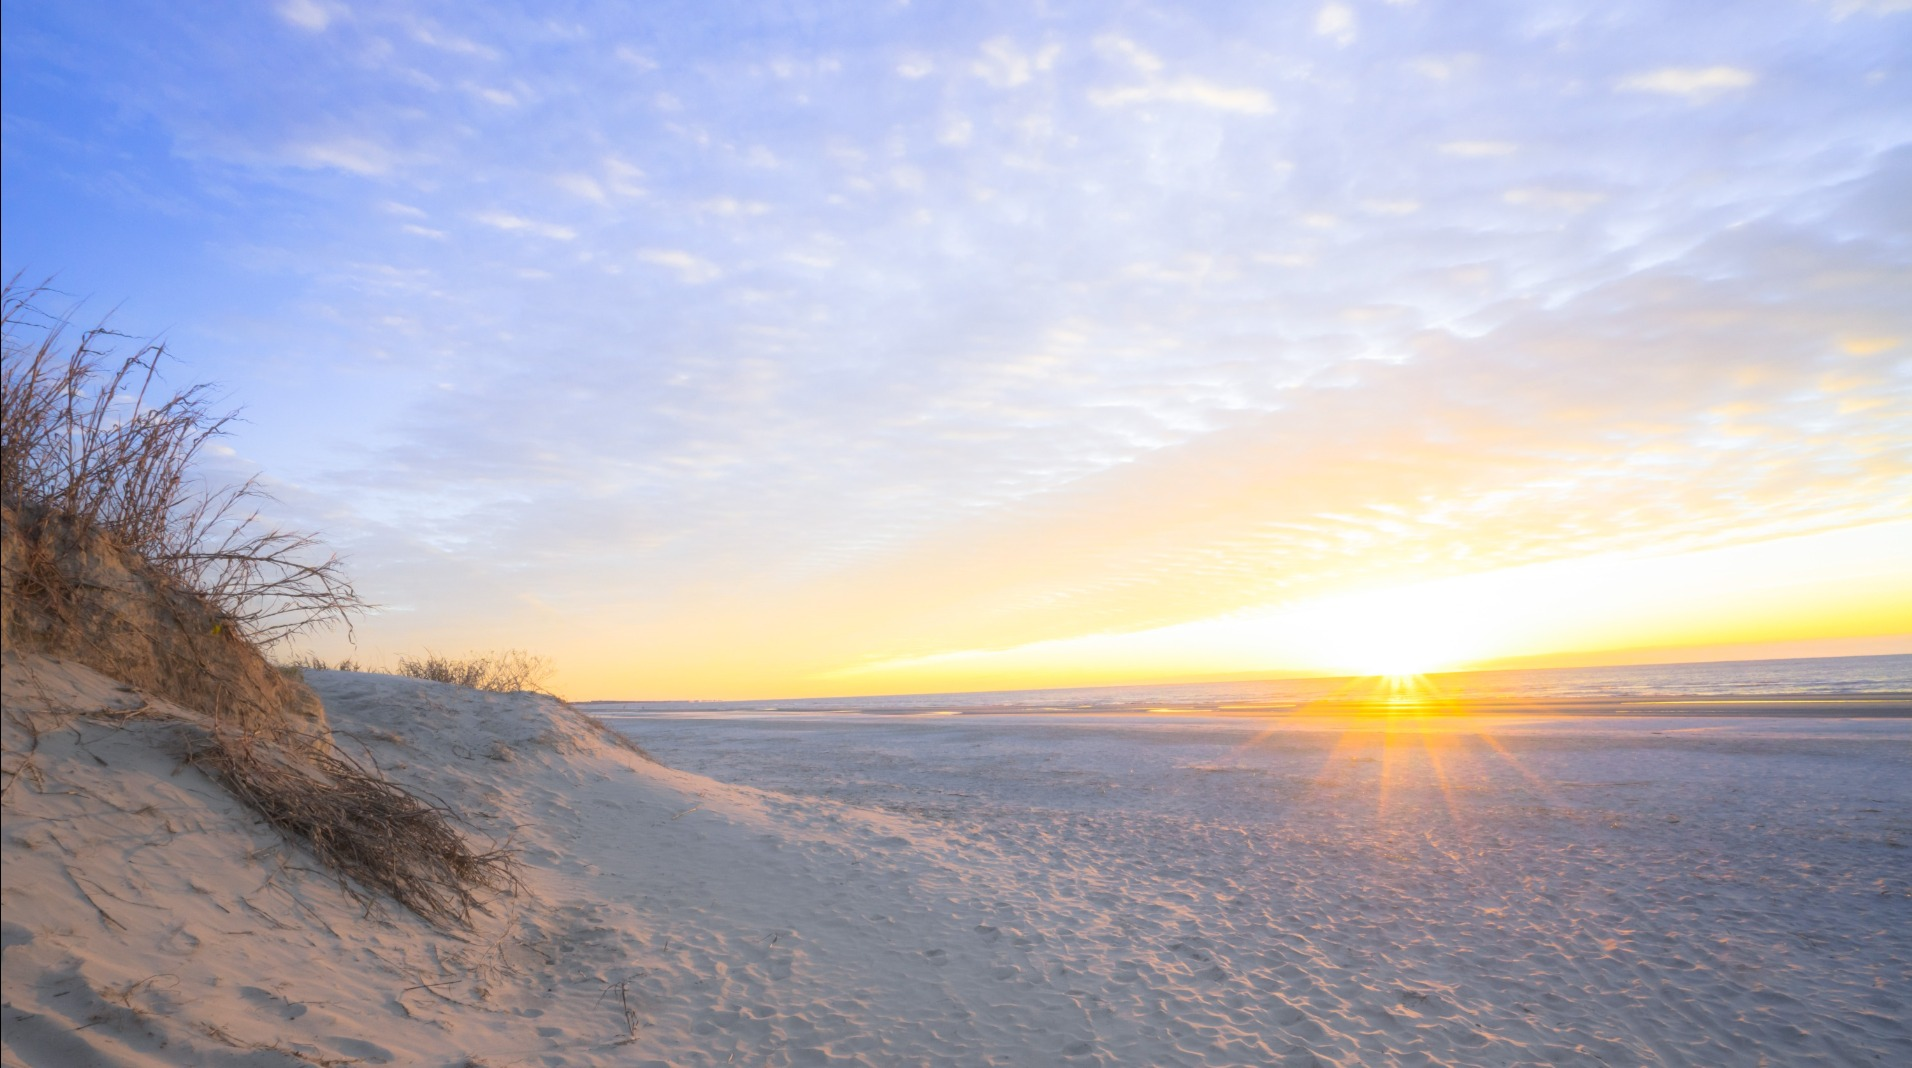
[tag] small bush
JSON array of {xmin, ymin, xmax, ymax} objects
[{"xmin": 394, "ymin": 650, "xmax": 555, "ymax": 694}]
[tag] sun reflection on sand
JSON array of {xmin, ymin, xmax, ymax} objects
[{"xmin": 1219, "ymin": 671, "xmax": 1582, "ymax": 843}]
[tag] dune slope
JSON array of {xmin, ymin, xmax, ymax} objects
[{"xmin": 3, "ymin": 655, "xmax": 1128, "ymax": 1067}]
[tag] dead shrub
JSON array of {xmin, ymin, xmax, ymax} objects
[
  {"xmin": 394, "ymin": 650, "xmax": 555, "ymax": 695},
  {"xmin": 188, "ymin": 729, "xmax": 517, "ymax": 929}
]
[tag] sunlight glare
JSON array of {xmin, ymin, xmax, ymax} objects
[{"xmin": 1279, "ymin": 583, "xmax": 1495, "ymax": 678}]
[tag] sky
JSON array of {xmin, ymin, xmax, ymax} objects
[{"xmin": 3, "ymin": 0, "xmax": 1909, "ymax": 699}]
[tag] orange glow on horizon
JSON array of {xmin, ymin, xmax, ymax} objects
[
  {"xmin": 303, "ymin": 520, "xmax": 1912, "ymax": 702},
  {"xmin": 772, "ymin": 521, "xmax": 1910, "ymax": 704}
]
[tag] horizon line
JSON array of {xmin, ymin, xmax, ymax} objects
[{"xmin": 578, "ymin": 647, "xmax": 1912, "ymax": 707}]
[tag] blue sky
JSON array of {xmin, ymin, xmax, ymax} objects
[{"xmin": 4, "ymin": 0, "xmax": 1909, "ymax": 697}]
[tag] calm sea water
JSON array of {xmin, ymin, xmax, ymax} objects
[{"xmin": 588, "ymin": 653, "xmax": 1912, "ymax": 717}]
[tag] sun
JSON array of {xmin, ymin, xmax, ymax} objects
[
  {"xmin": 1314, "ymin": 637, "xmax": 1459, "ymax": 681},
  {"xmin": 1287, "ymin": 590, "xmax": 1475, "ymax": 679},
  {"xmin": 1342, "ymin": 637, "xmax": 1452, "ymax": 679}
]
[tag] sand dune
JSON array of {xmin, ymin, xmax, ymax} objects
[{"xmin": 5, "ymin": 652, "xmax": 1908, "ymax": 1066}]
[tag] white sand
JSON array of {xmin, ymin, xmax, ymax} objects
[{"xmin": 5, "ymin": 653, "xmax": 1908, "ymax": 1066}]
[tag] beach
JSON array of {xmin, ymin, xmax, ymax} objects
[
  {"xmin": 604, "ymin": 706, "xmax": 1912, "ymax": 1066},
  {"xmin": 5, "ymin": 650, "xmax": 1907, "ymax": 1066}
]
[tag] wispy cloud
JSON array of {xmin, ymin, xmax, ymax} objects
[
  {"xmin": 410, "ymin": 23, "xmax": 499, "ymax": 60},
  {"xmin": 289, "ymin": 138, "xmax": 397, "ymax": 176},
  {"xmin": 1315, "ymin": 2, "xmax": 1358, "ymax": 47},
  {"xmin": 1816, "ymin": 0, "xmax": 1912, "ymax": 17},
  {"xmin": 1408, "ymin": 55, "xmax": 1477, "ymax": 81},
  {"xmin": 1617, "ymin": 66, "xmax": 1757, "ymax": 100},
  {"xmin": 613, "ymin": 45, "xmax": 657, "ymax": 70},
  {"xmin": 464, "ymin": 84, "xmax": 520, "ymax": 107},
  {"xmin": 1439, "ymin": 140, "xmax": 1517, "ymax": 157},
  {"xmin": 1095, "ymin": 36, "xmax": 1164, "ymax": 74},
  {"xmin": 1089, "ymin": 35, "xmax": 1273, "ymax": 114},
  {"xmin": 972, "ymin": 38, "xmax": 1060, "ymax": 88},
  {"xmin": 1088, "ymin": 79, "xmax": 1275, "ymax": 114},
  {"xmin": 474, "ymin": 212, "xmax": 577, "ymax": 240},
  {"xmin": 276, "ymin": 0, "xmax": 338, "ymax": 33},
  {"xmin": 696, "ymin": 197, "xmax": 769, "ymax": 217},
  {"xmin": 1502, "ymin": 186, "xmax": 1608, "ymax": 212},
  {"xmin": 635, "ymin": 249, "xmax": 721, "ymax": 283},
  {"xmin": 553, "ymin": 174, "xmax": 606, "ymax": 202}
]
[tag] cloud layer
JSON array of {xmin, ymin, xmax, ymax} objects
[{"xmin": 3, "ymin": 0, "xmax": 1908, "ymax": 696}]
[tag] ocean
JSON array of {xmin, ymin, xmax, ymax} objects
[{"xmin": 585, "ymin": 652, "xmax": 1912, "ymax": 718}]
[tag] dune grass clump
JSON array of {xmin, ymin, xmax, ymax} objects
[
  {"xmin": 188, "ymin": 730, "xmax": 517, "ymax": 928},
  {"xmin": 1, "ymin": 278, "xmax": 362, "ymax": 647},
  {"xmin": 279, "ymin": 651, "xmax": 363, "ymax": 673},
  {"xmin": 395, "ymin": 649, "xmax": 555, "ymax": 694}
]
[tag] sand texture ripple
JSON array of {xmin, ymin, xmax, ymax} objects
[{"xmin": 614, "ymin": 710, "xmax": 1912, "ymax": 1067}]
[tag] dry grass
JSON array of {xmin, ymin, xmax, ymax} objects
[
  {"xmin": 279, "ymin": 652, "xmax": 364, "ymax": 673},
  {"xmin": 1, "ymin": 276, "xmax": 364, "ymax": 647},
  {"xmin": 187, "ymin": 728, "xmax": 517, "ymax": 929},
  {"xmin": 394, "ymin": 650, "xmax": 554, "ymax": 695},
  {"xmin": 2, "ymin": 277, "xmax": 517, "ymax": 930},
  {"xmin": 3, "ymin": 506, "xmax": 333, "ymax": 736}
]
